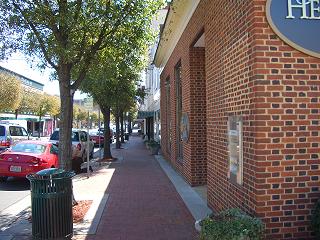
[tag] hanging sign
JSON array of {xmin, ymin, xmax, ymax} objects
[
  {"xmin": 180, "ymin": 113, "xmax": 190, "ymax": 142},
  {"xmin": 83, "ymin": 97, "xmax": 94, "ymax": 112},
  {"xmin": 266, "ymin": 0, "xmax": 320, "ymax": 58}
]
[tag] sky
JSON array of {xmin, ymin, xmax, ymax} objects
[{"xmin": 0, "ymin": 52, "xmax": 86, "ymax": 99}]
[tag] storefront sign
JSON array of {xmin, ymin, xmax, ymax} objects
[
  {"xmin": 266, "ymin": 0, "xmax": 320, "ymax": 58},
  {"xmin": 180, "ymin": 113, "xmax": 189, "ymax": 142}
]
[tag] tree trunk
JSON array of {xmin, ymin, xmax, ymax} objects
[
  {"xmin": 38, "ymin": 115, "xmax": 41, "ymax": 138},
  {"xmin": 128, "ymin": 116, "xmax": 132, "ymax": 134},
  {"xmin": 120, "ymin": 112, "xmax": 124, "ymax": 143},
  {"xmin": 15, "ymin": 109, "xmax": 18, "ymax": 120},
  {"xmin": 101, "ymin": 106, "xmax": 112, "ymax": 159},
  {"xmin": 58, "ymin": 69, "xmax": 74, "ymax": 171},
  {"xmin": 53, "ymin": 116, "xmax": 56, "ymax": 132},
  {"xmin": 115, "ymin": 112, "xmax": 121, "ymax": 149}
]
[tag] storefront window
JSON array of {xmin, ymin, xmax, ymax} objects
[
  {"xmin": 175, "ymin": 61, "xmax": 183, "ymax": 161},
  {"xmin": 165, "ymin": 77, "xmax": 171, "ymax": 153},
  {"xmin": 228, "ymin": 116, "xmax": 243, "ymax": 185}
]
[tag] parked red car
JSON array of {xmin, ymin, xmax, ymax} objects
[
  {"xmin": 90, "ymin": 133, "xmax": 105, "ymax": 147},
  {"xmin": 0, "ymin": 141, "xmax": 59, "ymax": 182},
  {"xmin": 90, "ymin": 129, "xmax": 113, "ymax": 147}
]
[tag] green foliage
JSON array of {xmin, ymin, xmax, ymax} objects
[
  {"xmin": 73, "ymin": 104, "xmax": 87, "ymax": 128},
  {"xmin": 0, "ymin": 0, "xmax": 165, "ymax": 169},
  {"xmin": 312, "ymin": 200, "xmax": 320, "ymax": 238},
  {"xmin": 147, "ymin": 140, "xmax": 160, "ymax": 148},
  {"xmin": 200, "ymin": 209, "xmax": 264, "ymax": 240},
  {"xmin": 16, "ymin": 89, "xmax": 38, "ymax": 114},
  {"xmin": 90, "ymin": 112, "xmax": 98, "ymax": 125},
  {"xmin": 34, "ymin": 93, "xmax": 59, "ymax": 118},
  {"xmin": 0, "ymin": 73, "xmax": 22, "ymax": 111},
  {"xmin": 47, "ymin": 95, "xmax": 60, "ymax": 117}
]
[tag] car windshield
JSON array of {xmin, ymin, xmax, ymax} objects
[
  {"xmin": 50, "ymin": 131, "xmax": 80, "ymax": 141},
  {"xmin": 11, "ymin": 143, "xmax": 46, "ymax": 153},
  {"xmin": 0, "ymin": 126, "xmax": 5, "ymax": 136}
]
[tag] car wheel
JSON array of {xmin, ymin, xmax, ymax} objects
[{"xmin": 0, "ymin": 176, "xmax": 8, "ymax": 182}]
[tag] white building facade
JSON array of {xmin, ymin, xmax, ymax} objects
[{"xmin": 138, "ymin": 7, "xmax": 167, "ymax": 141}]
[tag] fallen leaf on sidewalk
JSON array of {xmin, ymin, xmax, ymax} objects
[{"xmin": 73, "ymin": 200, "xmax": 92, "ymax": 223}]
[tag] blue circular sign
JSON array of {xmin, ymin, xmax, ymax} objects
[{"xmin": 266, "ymin": 0, "xmax": 320, "ymax": 58}]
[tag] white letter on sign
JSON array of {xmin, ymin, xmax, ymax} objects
[
  {"xmin": 310, "ymin": 0, "xmax": 320, "ymax": 19},
  {"xmin": 286, "ymin": 0, "xmax": 308, "ymax": 19}
]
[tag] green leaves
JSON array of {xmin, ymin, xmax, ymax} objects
[
  {"xmin": 200, "ymin": 209, "xmax": 265, "ymax": 240},
  {"xmin": 80, "ymin": 0, "xmax": 163, "ymax": 115},
  {"xmin": 0, "ymin": 73, "xmax": 22, "ymax": 111}
]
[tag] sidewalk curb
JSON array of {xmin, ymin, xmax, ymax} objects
[
  {"xmin": 0, "ymin": 195, "xmax": 30, "ymax": 231},
  {"xmin": 74, "ymin": 194, "xmax": 109, "ymax": 235},
  {"xmin": 155, "ymin": 155, "xmax": 212, "ymax": 221}
]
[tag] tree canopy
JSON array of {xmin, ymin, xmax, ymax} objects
[
  {"xmin": 0, "ymin": 0, "xmax": 164, "ymax": 170},
  {"xmin": 0, "ymin": 73, "xmax": 22, "ymax": 112}
]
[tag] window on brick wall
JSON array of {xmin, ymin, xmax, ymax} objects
[
  {"xmin": 228, "ymin": 116, "xmax": 243, "ymax": 185},
  {"xmin": 165, "ymin": 77, "xmax": 171, "ymax": 153},
  {"xmin": 175, "ymin": 61, "xmax": 183, "ymax": 161}
]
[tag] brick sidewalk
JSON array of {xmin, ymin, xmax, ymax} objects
[{"xmin": 81, "ymin": 136, "xmax": 198, "ymax": 240}]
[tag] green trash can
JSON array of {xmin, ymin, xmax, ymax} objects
[
  {"xmin": 125, "ymin": 133, "xmax": 129, "ymax": 141},
  {"xmin": 27, "ymin": 168, "xmax": 75, "ymax": 240}
]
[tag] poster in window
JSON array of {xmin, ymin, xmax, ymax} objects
[
  {"xmin": 180, "ymin": 113, "xmax": 189, "ymax": 142},
  {"xmin": 228, "ymin": 116, "xmax": 243, "ymax": 185}
]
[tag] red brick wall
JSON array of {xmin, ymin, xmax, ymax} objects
[
  {"xmin": 189, "ymin": 47, "xmax": 207, "ymax": 185},
  {"xmin": 204, "ymin": 0, "xmax": 257, "ymax": 221},
  {"xmin": 160, "ymin": 0, "xmax": 320, "ymax": 238},
  {"xmin": 250, "ymin": 1, "xmax": 320, "ymax": 238},
  {"xmin": 160, "ymin": 3, "xmax": 207, "ymax": 186}
]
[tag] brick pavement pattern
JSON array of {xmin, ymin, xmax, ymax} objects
[{"xmin": 83, "ymin": 136, "xmax": 198, "ymax": 240}]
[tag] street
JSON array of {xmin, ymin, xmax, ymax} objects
[{"xmin": 0, "ymin": 177, "xmax": 29, "ymax": 213}]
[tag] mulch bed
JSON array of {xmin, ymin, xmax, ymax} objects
[
  {"xmin": 73, "ymin": 200, "xmax": 93, "ymax": 223},
  {"xmin": 27, "ymin": 200, "xmax": 93, "ymax": 223},
  {"xmin": 97, "ymin": 157, "xmax": 118, "ymax": 162}
]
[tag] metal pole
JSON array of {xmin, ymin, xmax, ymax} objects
[
  {"xmin": 87, "ymin": 111, "xmax": 90, "ymax": 178},
  {"xmin": 98, "ymin": 108, "xmax": 102, "ymax": 159}
]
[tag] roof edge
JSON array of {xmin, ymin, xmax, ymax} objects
[{"xmin": 154, "ymin": 0, "xmax": 200, "ymax": 68}]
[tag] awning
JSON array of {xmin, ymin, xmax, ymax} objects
[{"xmin": 137, "ymin": 111, "xmax": 154, "ymax": 119}]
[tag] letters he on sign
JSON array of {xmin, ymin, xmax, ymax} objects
[{"xmin": 286, "ymin": 0, "xmax": 320, "ymax": 19}]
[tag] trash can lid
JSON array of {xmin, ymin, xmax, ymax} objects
[{"xmin": 36, "ymin": 168, "xmax": 65, "ymax": 176}]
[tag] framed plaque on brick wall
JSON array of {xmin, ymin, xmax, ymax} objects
[{"xmin": 228, "ymin": 116, "xmax": 243, "ymax": 185}]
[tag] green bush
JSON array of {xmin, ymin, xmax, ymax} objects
[
  {"xmin": 312, "ymin": 200, "xmax": 320, "ymax": 238},
  {"xmin": 146, "ymin": 139, "xmax": 160, "ymax": 148},
  {"xmin": 200, "ymin": 209, "xmax": 264, "ymax": 240}
]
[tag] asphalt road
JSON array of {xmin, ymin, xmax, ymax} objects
[
  {"xmin": 0, "ymin": 148, "xmax": 103, "ymax": 214},
  {"xmin": 0, "ymin": 177, "xmax": 30, "ymax": 212}
]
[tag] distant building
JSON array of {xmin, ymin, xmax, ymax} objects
[
  {"xmin": 138, "ymin": 7, "xmax": 168, "ymax": 141},
  {"xmin": 0, "ymin": 66, "xmax": 44, "ymax": 92},
  {"xmin": 0, "ymin": 66, "xmax": 52, "ymax": 136}
]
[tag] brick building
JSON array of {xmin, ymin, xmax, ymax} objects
[{"xmin": 154, "ymin": 0, "xmax": 320, "ymax": 238}]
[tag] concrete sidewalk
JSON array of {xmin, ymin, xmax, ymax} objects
[{"xmin": 0, "ymin": 136, "xmax": 210, "ymax": 240}]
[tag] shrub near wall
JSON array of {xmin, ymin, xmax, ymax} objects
[{"xmin": 200, "ymin": 209, "xmax": 264, "ymax": 240}]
